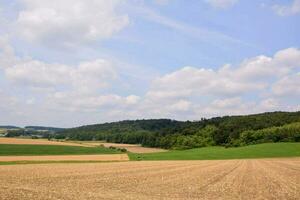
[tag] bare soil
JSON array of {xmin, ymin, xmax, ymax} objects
[
  {"xmin": 0, "ymin": 154, "xmax": 128, "ymax": 162},
  {"xmin": 0, "ymin": 158, "xmax": 299, "ymax": 200}
]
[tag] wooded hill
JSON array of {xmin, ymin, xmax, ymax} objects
[{"xmin": 55, "ymin": 111, "xmax": 300, "ymax": 149}]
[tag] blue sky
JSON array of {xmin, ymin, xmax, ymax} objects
[{"xmin": 0, "ymin": 0, "xmax": 299, "ymax": 127}]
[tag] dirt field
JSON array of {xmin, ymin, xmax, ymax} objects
[
  {"xmin": 0, "ymin": 158, "xmax": 299, "ymax": 200},
  {"xmin": 0, "ymin": 154, "xmax": 128, "ymax": 162},
  {"xmin": 0, "ymin": 137, "xmax": 91, "ymax": 147},
  {"xmin": 84, "ymin": 142, "xmax": 168, "ymax": 153}
]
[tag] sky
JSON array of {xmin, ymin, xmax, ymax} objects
[{"xmin": 0, "ymin": 0, "xmax": 299, "ymax": 127}]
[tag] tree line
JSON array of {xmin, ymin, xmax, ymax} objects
[{"xmin": 51, "ymin": 111, "xmax": 300, "ymax": 149}]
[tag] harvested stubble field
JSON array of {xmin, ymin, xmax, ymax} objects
[
  {"xmin": 85, "ymin": 142, "xmax": 168, "ymax": 153},
  {"xmin": 0, "ymin": 158, "xmax": 299, "ymax": 200},
  {"xmin": 0, "ymin": 137, "xmax": 90, "ymax": 147}
]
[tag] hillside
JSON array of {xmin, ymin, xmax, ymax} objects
[
  {"xmin": 0, "ymin": 126, "xmax": 20, "ymax": 129},
  {"xmin": 24, "ymin": 126, "xmax": 64, "ymax": 132},
  {"xmin": 4, "ymin": 126, "xmax": 64, "ymax": 138},
  {"xmin": 56, "ymin": 111, "xmax": 300, "ymax": 149}
]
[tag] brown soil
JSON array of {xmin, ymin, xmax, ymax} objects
[
  {"xmin": 0, "ymin": 158, "xmax": 299, "ymax": 200},
  {"xmin": 0, "ymin": 154, "xmax": 129, "ymax": 162}
]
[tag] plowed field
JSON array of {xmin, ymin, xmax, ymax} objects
[
  {"xmin": 0, "ymin": 158, "xmax": 299, "ymax": 200},
  {"xmin": 0, "ymin": 154, "xmax": 128, "ymax": 162}
]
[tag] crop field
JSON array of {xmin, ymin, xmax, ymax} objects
[
  {"xmin": 0, "ymin": 137, "xmax": 91, "ymax": 147},
  {"xmin": 0, "ymin": 154, "xmax": 128, "ymax": 162},
  {"xmin": 0, "ymin": 144, "xmax": 122, "ymax": 156},
  {"xmin": 0, "ymin": 138, "xmax": 126, "ymax": 163},
  {"xmin": 0, "ymin": 129, "xmax": 6, "ymax": 134},
  {"xmin": 80, "ymin": 141, "xmax": 168, "ymax": 153},
  {"xmin": 0, "ymin": 158, "xmax": 299, "ymax": 200}
]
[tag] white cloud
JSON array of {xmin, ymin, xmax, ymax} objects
[
  {"xmin": 47, "ymin": 92, "xmax": 138, "ymax": 112},
  {"xmin": 273, "ymin": 0, "xmax": 300, "ymax": 16},
  {"xmin": 272, "ymin": 73, "xmax": 300, "ymax": 96},
  {"xmin": 0, "ymin": 36, "xmax": 17, "ymax": 69},
  {"xmin": 147, "ymin": 65, "xmax": 265, "ymax": 100},
  {"xmin": 1, "ymin": 40, "xmax": 140, "ymax": 118},
  {"xmin": 71, "ymin": 59, "xmax": 117, "ymax": 94},
  {"xmin": 5, "ymin": 60, "xmax": 70, "ymax": 87},
  {"xmin": 142, "ymin": 47, "xmax": 300, "ymax": 118},
  {"xmin": 234, "ymin": 48, "xmax": 300, "ymax": 81},
  {"xmin": 147, "ymin": 48, "xmax": 300, "ymax": 101},
  {"xmin": 205, "ymin": 0, "xmax": 239, "ymax": 9},
  {"xmin": 0, "ymin": 90, "xmax": 18, "ymax": 111},
  {"xmin": 199, "ymin": 97, "xmax": 255, "ymax": 116},
  {"xmin": 0, "ymin": 44, "xmax": 299, "ymax": 126},
  {"xmin": 258, "ymin": 98, "xmax": 280, "ymax": 110},
  {"xmin": 4, "ymin": 54, "xmax": 117, "ymax": 93},
  {"xmin": 17, "ymin": 0, "xmax": 129, "ymax": 46},
  {"xmin": 125, "ymin": 95, "xmax": 141, "ymax": 105},
  {"xmin": 169, "ymin": 100, "xmax": 191, "ymax": 112},
  {"xmin": 273, "ymin": 47, "xmax": 300, "ymax": 68}
]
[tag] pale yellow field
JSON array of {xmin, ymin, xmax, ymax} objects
[
  {"xmin": 82, "ymin": 142, "xmax": 168, "ymax": 153},
  {"xmin": 0, "ymin": 154, "xmax": 128, "ymax": 162},
  {"xmin": 0, "ymin": 158, "xmax": 299, "ymax": 200},
  {"xmin": 0, "ymin": 137, "xmax": 91, "ymax": 147}
]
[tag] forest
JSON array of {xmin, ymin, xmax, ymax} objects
[{"xmin": 53, "ymin": 111, "xmax": 300, "ymax": 149}]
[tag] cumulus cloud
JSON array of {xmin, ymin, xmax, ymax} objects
[
  {"xmin": 272, "ymin": 73, "xmax": 300, "ymax": 97},
  {"xmin": 142, "ymin": 47, "xmax": 300, "ymax": 118},
  {"xmin": 0, "ymin": 44, "xmax": 299, "ymax": 125},
  {"xmin": 147, "ymin": 48, "xmax": 300, "ymax": 101},
  {"xmin": 46, "ymin": 92, "xmax": 140, "ymax": 112},
  {"xmin": 17, "ymin": 0, "xmax": 129, "ymax": 46},
  {"xmin": 204, "ymin": 0, "xmax": 239, "ymax": 9},
  {"xmin": 0, "ymin": 40, "xmax": 140, "ymax": 117},
  {"xmin": 273, "ymin": 0, "xmax": 300, "ymax": 16},
  {"xmin": 5, "ymin": 61, "xmax": 70, "ymax": 87},
  {"xmin": 1, "ymin": 41, "xmax": 118, "ymax": 92},
  {"xmin": 4, "ymin": 58, "xmax": 117, "ymax": 93}
]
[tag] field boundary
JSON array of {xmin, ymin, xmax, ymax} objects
[{"xmin": 0, "ymin": 154, "xmax": 129, "ymax": 162}]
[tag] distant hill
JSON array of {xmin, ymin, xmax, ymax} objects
[
  {"xmin": 57, "ymin": 111, "xmax": 300, "ymax": 149},
  {"xmin": 0, "ymin": 126, "xmax": 20, "ymax": 129},
  {"xmin": 24, "ymin": 126, "xmax": 64, "ymax": 132},
  {"xmin": 4, "ymin": 126, "xmax": 64, "ymax": 138}
]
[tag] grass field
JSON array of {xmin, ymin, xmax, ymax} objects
[
  {"xmin": 0, "ymin": 144, "xmax": 121, "ymax": 156},
  {"xmin": 129, "ymin": 143, "xmax": 300, "ymax": 160}
]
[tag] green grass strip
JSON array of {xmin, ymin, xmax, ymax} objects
[
  {"xmin": 129, "ymin": 143, "xmax": 300, "ymax": 160},
  {"xmin": 0, "ymin": 144, "xmax": 121, "ymax": 156}
]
